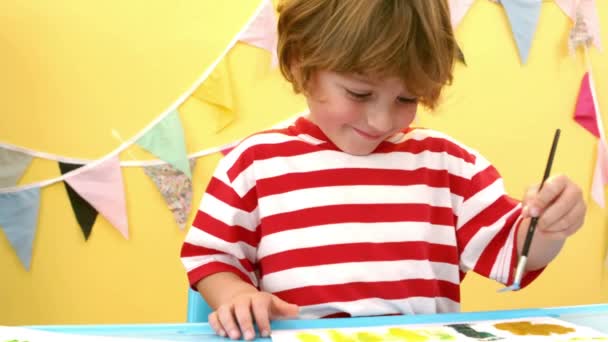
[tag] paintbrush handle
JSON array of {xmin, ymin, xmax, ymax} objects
[
  {"xmin": 520, "ymin": 129, "xmax": 560, "ymax": 258},
  {"xmin": 521, "ymin": 217, "xmax": 539, "ymax": 257}
]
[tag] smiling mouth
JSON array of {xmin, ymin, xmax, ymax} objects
[{"xmin": 352, "ymin": 127, "xmax": 384, "ymax": 140}]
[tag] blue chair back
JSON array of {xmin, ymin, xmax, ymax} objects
[{"xmin": 187, "ymin": 288, "xmax": 213, "ymax": 322}]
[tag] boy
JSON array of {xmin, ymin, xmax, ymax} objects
[{"xmin": 180, "ymin": 0, "xmax": 586, "ymax": 340}]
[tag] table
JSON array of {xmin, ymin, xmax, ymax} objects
[{"xmin": 31, "ymin": 304, "xmax": 608, "ymax": 341}]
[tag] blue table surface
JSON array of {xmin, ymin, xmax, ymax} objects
[{"xmin": 30, "ymin": 304, "xmax": 608, "ymax": 341}]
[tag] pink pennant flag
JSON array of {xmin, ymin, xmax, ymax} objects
[
  {"xmin": 555, "ymin": 0, "xmax": 602, "ymax": 50},
  {"xmin": 449, "ymin": 0, "xmax": 475, "ymax": 28},
  {"xmin": 64, "ymin": 155, "xmax": 129, "ymax": 239},
  {"xmin": 574, "ymin": 72, "xmax": 600, "ymax": 138},
  {"xmin": 239, "ymin": 0, "xmax": 279, "ymax": 67},
  {"xmin": 592, "ymin": 140, "xmax": 608, "ymax": 207}
]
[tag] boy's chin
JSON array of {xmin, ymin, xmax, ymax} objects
[{"xmin": 337, "ymin": 142, "xmax": 379, "ymax": 156}]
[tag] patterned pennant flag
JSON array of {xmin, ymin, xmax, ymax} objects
[
  {"xmin": 63, "ymin": 155, "xmax": 129, "ymax": 239},
  {"xmin": 568, "ymin": 8, "xmax": 594, "ymax": 53},
  {"xmin": 555, "ymin": 0, "xmax": 602, "ymax": 50},
  {"xmin": 449, "ymin": 0, "xmax": 475, "ymax": 28},
  {"xmin": 500, "ymin": 0, "xmax": 542, "ymax": 64},
  {"xmin": 136, "ymin": 109, "xmax": 191, "ymax": 179},
  {"xmin": 0, "ymin": 187, "xmax": 41, "ymax": 270},
  {"xmin": 592, "ymin": 140, "xmax": 608, "ymax": 207},
  {"xmin": 143, "ymin": 160, "xmax": 195, "ymax": 229},
  {"xmin": 574, "ymin": 72, "xmax": 600, "ymax": 138},
  {"xmin": 183, "ymin": 57, "xmax": 236, "ymax": 134},
  {"xmin": 239, "ymin": 0, "xmax": 278, "ymax": 67},
  {"xmin": 58, "ymin": 162, "xmax": 98, "ymax": 240},
  {"xmin": 0, "ymin": 149, "xmax": 33, "ymax": 187}
]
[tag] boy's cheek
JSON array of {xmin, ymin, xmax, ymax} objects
[{"xmin": 327, "ymin": 99, "xmax": 365, "ymax": 122}]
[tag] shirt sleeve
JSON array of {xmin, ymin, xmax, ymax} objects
[
  {"xmin": 180, "ymin": 153, "xmax": 260, "ymax": 290},
  {"xmin": 455, "ymin": 152, "xmax": 544, "ymax": 288}
]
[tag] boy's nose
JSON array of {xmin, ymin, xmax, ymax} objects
[{"xmin": 366, "ymin": 110, "xmax": 393, "ymax": 134}]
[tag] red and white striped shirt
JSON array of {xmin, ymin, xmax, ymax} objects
[{"xmin": 181, "ymin": 117, "xmax": 542, "ymax": 319}]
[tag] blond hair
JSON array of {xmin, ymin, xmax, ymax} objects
[{"xmin": 277, "ymin": 0, "xmax": 457, "ymax": 108}]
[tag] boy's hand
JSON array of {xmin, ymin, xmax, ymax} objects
[
  {"xmin": 522, "ymin": 174, "xmax": 586, "ymax": 239},
  {"xmin": 208, "ymin": 290, "xmax": 299, "ymax": 340}
]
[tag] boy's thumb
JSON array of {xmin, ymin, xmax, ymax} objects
[{"xmin": 271, "ymin": 296, "xmax": 299, "ymax": 318}]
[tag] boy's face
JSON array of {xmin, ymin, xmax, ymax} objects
[{"xmin": 305, "ymin": 70, "xmax": 418, "ymax": 155}]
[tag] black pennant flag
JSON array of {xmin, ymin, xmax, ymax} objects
[{"xmin": 58, "ymin": 162, "xmax": 98, "ymax": 240}]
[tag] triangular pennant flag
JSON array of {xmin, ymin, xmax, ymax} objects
[
  {"xmin": 63, "ymin": 155, "xmax": 129, "ymax": 239},
  {"xmin": 574, "ymin": 72, "xmax": 600, "ymax": 138},
  {"xmin": 136, "ymin": 109, "xmax": 191, "ymax": 178},
  {"xmin": 184, "ymin": 57, "xmax": 236, "ymax": 133},
  {"xmin": 449, "ymin": 0, "xmax": 475, "ymax": 28},
  {"xmin": 500, "ymin": 0, "xmax": 542, "ymax": 64},
  {"xmin": 0, "ymin": 149, "xmax": 33, "ymax": 187},
  {"xmin": 568, "ymin": 8, "xmax": 594, "ymax": 53},
  {"xmin": 143, "ymin": 160, "xmax": 194, "ymax": 229},
  {"xmin": 239, "ymin": 0, "xmax": 279, "ymax": 67},
  {"xmin": 0, "ymin": 187, "xmax": 41, "ymax": 270},
  {"xmin": 58, "ymin": 162, "xmax": 98, "ymax": 240},
  {"xmin": 592, "ymin": 140, "xmax": 608, "ymax": 207},
  {"xmin": 556, "ymin": 0, "xmax": 602, "ymax": 50},
  {"xmin": 456, "ymin": 43, "xmax": 467, "ymax": 66}
]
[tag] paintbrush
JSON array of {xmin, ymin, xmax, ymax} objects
[{"xmin": 498, "ymin": 128, "xmax": 561, "ymax": 293}]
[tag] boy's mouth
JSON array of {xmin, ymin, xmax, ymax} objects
[{"xmin": 352, "ymin": 127, "xmax": 384, "ymax": 140}]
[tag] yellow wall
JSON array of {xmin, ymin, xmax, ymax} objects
[{"xmin": 0, "ymin": 1, "xmax": 606, "ymax": 325}]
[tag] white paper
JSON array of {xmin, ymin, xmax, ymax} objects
[
  {"xmin": 0, "ymin": 326, "xmax": 175, "ymax": 342},
  {"xmin": 271, "ymin": 316, "xmax": 608, "ymax": 341}
]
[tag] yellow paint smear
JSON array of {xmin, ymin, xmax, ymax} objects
[{"xmin": 494, "ymin": 321, "xmax": 574, "ymax": 336}]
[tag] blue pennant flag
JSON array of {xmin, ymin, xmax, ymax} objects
[
  {"xmin": 0, "ymin": 148, "xmax": 33, "ymax": 187},
  {"xmin": 0, "ymin": 187, "xmax": 41, "ymax": 270},
  {"xmin": 501, "ymin": 0, "xmax": 542, "ymax": 64}
]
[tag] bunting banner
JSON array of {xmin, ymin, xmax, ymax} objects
[
  {"xmin": 59, "ymin": 162, "xmax": 98, "ymax": 240},
  {"xmin": 143, "ymin": 160, "xmax": 195, "ymax": 229},
  {"xmin": 574, "ymin": 72, "xmax": 600, "ymax": 138},
  {"xmin": 568, "ymin": 7, "xmax": 594, "ymax": 53},
  {"xmin": 500, "ymin": 0, "xmax": 542, "ymax": 64},
  {"xmin": 63, "ymin": 155, "xmax": 129, "ymax": 239},
  {"xmin": 0, "ymin": 187, "xmax": 40, "ymax": 270},
  {"xmin": 555, "ymin": 0, "xmax": 602, "ymax": 50},
  {"xmin": 592, "ymin": 140, "xmax": 608, "ymax": 208},
  {"xmin": 238, "ymin": 0, "xmax": 279, "ymax": 67},
  {"xmin": 182, "ymin": 57, "xmax": 236, "ymax": 134},
  {"xmin": 449, "ymin": 0, "xmax": 475, "ymax": 28},
  {"xmin": 0, "ymin": 149, "xmax": 32, "ymax": 187},
  {"xmin": 136, "ymin": 109, "xmax": 192, "ymax": 179}
]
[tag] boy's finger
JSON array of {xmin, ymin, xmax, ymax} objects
[
  {"xmin": 234, "ymin": 301, "xmax": 256, "ymax": 341},
  {"xmin": 251, "ymin": 297, "xmax": 272, "ymax": 337},
  {"xmin": 537, "ymin": 185, "xmax": 583, "ymax": 231},
  {"xmin": 528, "ymin": 176, "xmax": 567, "ymax": 214},
  {"xmin": 538, "ymin": 201, "xmax": 586, "ymax": 235},
  {"xmin": 217, "ymin": 305, "xmax": 241, "ymax": 340},
  {"xmin": 523, "ymin": 185, "xmax": 539, "ymax": 203},
  {"xmin": 271, "ymin": 296, "xmax": 299, "ymax": 318},
  {"xmin": 208, "ymin": 312, "xmax": 226, "ymax": 337}
]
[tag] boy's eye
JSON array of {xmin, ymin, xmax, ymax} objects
[
  {"xmin": 397, "ymin": 96, "xmax": 418, "ymax": 104},
  {"xmin": 345, "ymin": 89, "xmax": 372, "ymax": 100}
]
